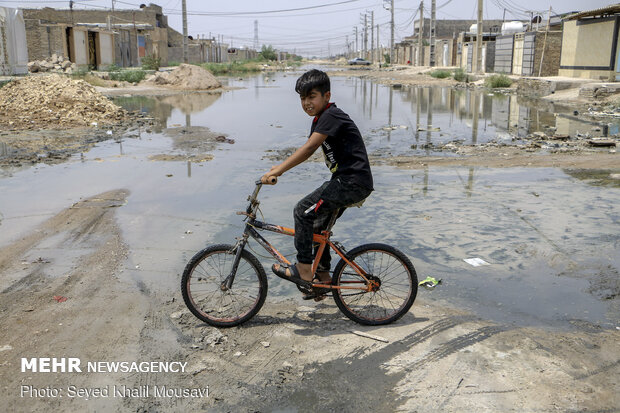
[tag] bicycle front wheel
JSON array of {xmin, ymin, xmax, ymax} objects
[
  {"xmin": 181, "ymin": 244, "xmax": 267, "ymax": 327},
  {"xmin": 332, "ymin": 243, "xmax": 417, "ymax": 325}
]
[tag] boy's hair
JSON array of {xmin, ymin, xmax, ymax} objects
[{"xmin": 295, "ymin": 69, "xmax": 330, "ymax": 97}]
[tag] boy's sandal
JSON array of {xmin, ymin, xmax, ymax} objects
[{"xmin": 272, "ymin": 263, "xmax": 313, "ymax": 290}]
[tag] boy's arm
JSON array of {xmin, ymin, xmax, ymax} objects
[{"xmin": 262, "ymin": 132, "xmax": 327, "ymax": 184}]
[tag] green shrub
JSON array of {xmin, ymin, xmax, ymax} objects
[
  {"xmin": 485, "ymin": 73, "xmax": 513, "ymax": 88},
  {"xmin": 430, "ymin": 70, "xmax": 451, "ymax": 79},
  {"xmin": 200, "ymin": 61, "xmax": 261, "ymax": 75},
  {"xmin": 453, "ymin": 68, "xmax": 467, "ymax": 82},
  {"xmin": 141, "ymin": 54, "xmax": 161, "ymax": 71},
  {"xmin": 259, "ymin": 45, "xmax": 277, "ymax": 61},
  {"xmin": 0, "ymin": 80, "xmax": 11, "ymax": 89},
  {"xmin": 383, "ymin": 53, "xmax": 391, "ymax": 64},
  {"xmin": 109, "ymin": 70, "xmax": 146, "ymax": 83},
  {"xmin": 106, "ymin": 64, "xmax": 121, "ymax": 72}
]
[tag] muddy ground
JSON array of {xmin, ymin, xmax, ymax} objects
[
  {"xmin": 1, "ymin": 68, "xmax": 619, "ymax": 412},
  {"xmin": 0, "ymin": 190, "xmax": 617, "ymax": 411}
]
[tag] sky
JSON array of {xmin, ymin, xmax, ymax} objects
[{"xmin": 0, "ymin": 0, "xmax": 614, "ymax": 56}]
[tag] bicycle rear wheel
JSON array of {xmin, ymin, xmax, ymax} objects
[
  {"xmin": 181, "ymin": 244, "xmax": 267, "ymax": 327},
  {"xmin": 332, "ymin": 243, "xmax": 417, "ymax": 325}
]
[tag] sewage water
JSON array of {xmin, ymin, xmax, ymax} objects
[{"xmin": 0, "ymin": 68, "xmax": 618, "ymax": 329}]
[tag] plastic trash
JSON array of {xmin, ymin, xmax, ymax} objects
[{"xmin": 419, "ymin": 276, "xmax": 442, "ymax": 289}]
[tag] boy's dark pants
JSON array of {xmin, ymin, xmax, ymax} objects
[{"xmin": 294, "ymin": 177, "xmax": 372, "ymax": 272}]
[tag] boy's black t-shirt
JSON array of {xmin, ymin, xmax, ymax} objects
[{"xmin": 310, "ymin": 103, "xmax": 374, "ymax": 190}]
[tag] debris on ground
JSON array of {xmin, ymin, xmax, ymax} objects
[
  {"xmin": 350, "ymin": 330, "xmax": 389, "ymax": 343},
  {"xmin": 0, "ymin": 74, "xmax": 127, "ymax": 130},
  {"xmin": 419, "ymin": 276, "xmax": 442, "ymax": 289},
  {"xmin": 28, "ymin": 54, "xmax": 77, "ymax": 74},
  {"xmin": 143, "ymin": 64, "xmax": 222, "ymax": 90}
]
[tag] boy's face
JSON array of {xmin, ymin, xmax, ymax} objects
[{"xmin": 300, "ymin": 89, "xmax": 331, "ymax": 117}]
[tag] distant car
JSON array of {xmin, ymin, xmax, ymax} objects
[{"xmin": 348, "ymin": 57, "xmax": 371, "ymax": 66}]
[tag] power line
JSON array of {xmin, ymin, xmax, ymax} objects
[{"xmin": 163, "ymin": 0, "xmax": 366, "ymax": 16}]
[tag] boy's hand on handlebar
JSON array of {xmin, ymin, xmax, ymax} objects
[
  {"xmin": 261, "ymin": 173, "xmax": 278, "ymax": 185},
  {"xmin": 261, "ymin": 165, "xmax": 281, "ymax": 185}
]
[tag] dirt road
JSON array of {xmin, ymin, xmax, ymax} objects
[{"xmin": 0, "ymin": 189, "xmax": 617, "ymax": 412}]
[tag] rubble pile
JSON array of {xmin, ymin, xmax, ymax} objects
[
  {"xmin": 28, "ymin": 54, "xmax": 78, "ymax": 74},
  {"xmin": 0, "ymin": 74, "xmax": 127, "ymax": 130},
  {"xmin": 144, "ymin": 64, "xmax": 221, "ymax": 90}
]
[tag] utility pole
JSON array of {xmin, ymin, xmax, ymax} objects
[
  {"xmin": 430, "ymin": 0, "xmax": 436, "ymax": 66},
  {"xmin": 346, "ymin": 35, "xmax": 350, "ymax": 58},
  {"xmin": 182, "ymin": 0, "xmax": 188, "ymax": 63},
  {"xmin": 390, "ymin": 0, "xmax": 395, "ymax": 64},
  {"xmin": 376, "ymin": 24, "xmax": 380, "ymax": 64},
  {"xmin": 371, "ymin": 11, "xmax": 374, "ymax": 63},
  {"xmin": 418, "ymin": 1, "xmax": 423, "ymax": 66},
  {"xmin": 476, "ymin": 0, "xmax": 483, "ymax": 73},
  {"xmin": 355, "ymin": 26, "xmax": 358, "ymax": 57},
  {"xmin": 253, "ymin": 20, "xmax": 259, "ymax": 51},
  {"xmin": 363, "ymin": 13, "xmax": 368, "ymax": 59}
]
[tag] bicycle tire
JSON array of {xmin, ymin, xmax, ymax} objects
[
  {"xmin": 181, "ymin": 244, "xmax": 268, "ymax": 327},
  {"xmin": 332, "ymin": 243, "xmax": 418, "ymax": 325}
]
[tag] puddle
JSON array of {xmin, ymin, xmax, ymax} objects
[{"xmin": 1, "ymin": 68, "xmax": 618, "ymax": 330}]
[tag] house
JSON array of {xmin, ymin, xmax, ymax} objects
[
  {"xmin": 0, "ymin": 7, "xmax": 28, "ymax": 75},
  {"xmin": 456, "ymin": 28, "xmax": 499, "ymax": 73},
  {"xmin": 558, "ymin": 4, "xmax": 620, "ymax": 80},
  {"xmin": 22, "ymin": 3, "xmax": 169, "ymax": 68},
  {"xmin": 494, "ymin": 16, "xmax": 564, "ymax": 77}
]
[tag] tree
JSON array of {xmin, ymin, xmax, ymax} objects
[{"xmin": 259, "ymin": 45, "xmax": 277, "ymax": 61}]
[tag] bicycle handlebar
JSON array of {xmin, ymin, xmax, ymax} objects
[{"xmin": 249, "ymin": 176, "xmax": 276, "ymax": 208}]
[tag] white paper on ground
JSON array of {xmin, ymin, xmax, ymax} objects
[{"xmin": 464, "ymin": 257, "xmax": 490, "ymax": 267}]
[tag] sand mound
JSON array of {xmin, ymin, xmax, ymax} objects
[
  {"xmin": 144, "ymin": 64, "xmax": 221, "ymax": 90},
  {"xmin": 0, "ymin": 74, "xmax": 127, "ymax": 130}
]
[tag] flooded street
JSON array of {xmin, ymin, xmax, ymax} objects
[
  {"xmin": 2, "ymin": 68, "xmax": 617, "ymax": 327},
  {"xmin": 1, "ymin": 68, "xmax": 619, "ymax": 412}
]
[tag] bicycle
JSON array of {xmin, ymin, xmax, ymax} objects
[{"xmin": 181, "ymin": 179, "xmax": 418, "ymax": 327}]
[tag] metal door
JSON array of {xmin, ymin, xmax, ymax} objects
[
  {"xmin": 443, "ymin": 42, "xmax": 449, "ymax": 66},
  {"xmin": 462, "ymin": 44, "xmax": 468, "ymax": 69},
  {"xmin": 513, "ymin": 34, "xmax": 524, "ymax": 75}
]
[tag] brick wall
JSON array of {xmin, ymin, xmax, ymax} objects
[
  {"xmin": 25, "ymin": 20, "xmax": 67, "ymax": 61},
  {"xmin": 534, "ymin": 31, "xmax": 562, "ymax": 77},
  {"xmin": 23, "ymin": 5, "xmax": 165, "ymax": 28}
]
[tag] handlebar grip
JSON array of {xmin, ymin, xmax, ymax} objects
[{"xmin": 257, "ymin": 177, "xmax": 277, "ymax": 185}]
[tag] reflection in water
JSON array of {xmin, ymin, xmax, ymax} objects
[
  {"xmin": 110, "ymin": 74, "xmax": 618, "ymax": 198},
  {"xmin": 113, "ymin": 92, "xmax": 222, "ymax": 131}
]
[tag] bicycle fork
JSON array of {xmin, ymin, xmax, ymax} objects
[{"xmin": 222, "ymin": 232, "xmax": 250, "ymax": 291}]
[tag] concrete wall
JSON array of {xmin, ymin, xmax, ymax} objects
[
  {"xmin": 0, "ymin": 7, "xmax": 29, "ymax": 74},
  {"xmin": 559, "ymin": 17, "xmax": 619, "ymax": 80}
]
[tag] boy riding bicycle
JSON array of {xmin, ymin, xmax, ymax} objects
[{"xmin": 261, "ymin": 69, "xmax": 373, "ymax": 293}]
